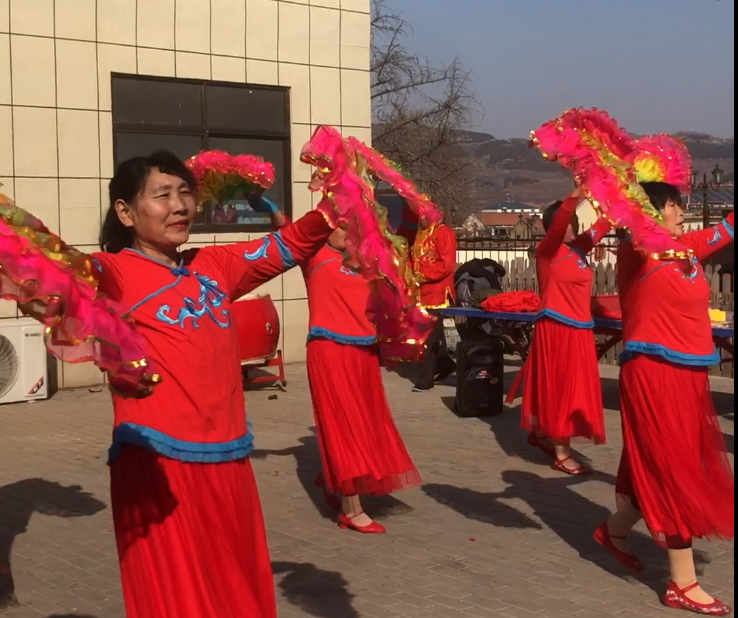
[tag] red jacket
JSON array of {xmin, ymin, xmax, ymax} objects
[
  {"xmin": 95, "ymin": 211, "xmax": 332, "ymax": 464},
  {"xmin": 618, "ymin": 212, "xmax": 733, "ymax": 366},
  {"xmin": 412, "ymin": 224, "xmax": 457, "ymax": 308},
  {"xmin": 536, "ymin": 197, "xmax": 612, "ymax": 328}
]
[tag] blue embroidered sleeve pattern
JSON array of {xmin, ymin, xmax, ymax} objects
[
  {"xmin": 722, "ymin": 217, "xmax": 734, "ymax": 240},
  {"xmin": 273, "ymin": 231, "xmax": 298, "ymax": 269},
  {"xmin": 243, "ymin": 237, "xmax": 271, "ymax": 261},
  {"xmin": 156, "ymin": 273, "xmax": 230, "ymax": 329}
]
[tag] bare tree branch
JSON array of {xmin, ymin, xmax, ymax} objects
[{"xmin": 370, "ymin": 0, "xmax": 482, "ymax": 221}]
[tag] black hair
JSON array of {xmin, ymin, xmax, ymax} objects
[
  {"xmin": 639, "ymin": 181, "xmax": 683, "ymax": 211},
  {"xmin": 542, "ymin": 200, "xmax": 579, "ymax": 233},
  {"xmin": 100, "ymin": 150, "xmax": 197, "ymax": 253}
]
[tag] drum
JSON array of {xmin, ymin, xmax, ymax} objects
[{"xmin": 231, "ymin": 295, "xmax": 281, "ymax": 362}]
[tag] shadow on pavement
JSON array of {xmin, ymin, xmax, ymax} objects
[
  {"xmin": 423, "ymin": 470, "xmax": 711, "ymax": 598},
  {"xmin": 273, "ymin": 561, "xmax": 358, "ymax": 618},
  {"xmin": 253, "ymin": 433, "xmax": 411, "ymax": 521},
  {"xmin": 46, "ymin": 615, "xmax": 100, "ymax": 617},
  {"xmin": 0, "ymin": 479, "xmax": 107, "ymax": 609},
  {"xmin": 440, "ymin": 396, "xmax": 605, "ymax": 472}
]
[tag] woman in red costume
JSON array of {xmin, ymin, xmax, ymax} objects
[
  {"xmin": 0, "ymin": 149, "xmax": 358, "ymax": 618},
  {"xmin": 302, "ymin": 227, "xmax": 422, "ymax": 533},
  {"xmin": 517, "ymin": 187, "xmax": 611, "ymax": 474},
  {"xmin": 596, "ymin": 181, "xmax": 734, "ymax": 615}
]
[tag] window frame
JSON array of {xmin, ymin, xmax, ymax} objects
[{"xmin": 110, "ymin": 73, "xmax": 293, "ymax": 235}]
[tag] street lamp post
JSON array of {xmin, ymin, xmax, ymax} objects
[{"xmin": 691, "ymin": 164, "xmax": 724, "ymax": 229}]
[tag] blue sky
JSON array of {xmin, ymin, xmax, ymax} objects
[{"xmin": 382, "ymin": 0, "xmax": 735, "ymax": 138}]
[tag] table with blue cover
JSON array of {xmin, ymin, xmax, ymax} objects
[{"xmin": 435, "ymin": 307, "xmax": 735, "ymax": 363}]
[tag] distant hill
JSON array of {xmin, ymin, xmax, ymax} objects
[{"xmin": 454, "ymin": 130, "xmax": 734, "ymax": 214}]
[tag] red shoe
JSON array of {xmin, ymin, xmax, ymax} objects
[
  {"xmin": 594, "ymin": 522, "xmax": 644, "ymax": 573},
  {"xmin": 663, "ymin": 581, "xmax": 732, "ymax": 615},
  {"xmin": 338, "ymin": 512, "xmax": 386, "ymax": 535},
  {"xmin": 552, "ymin": 455, "xmax": 591, "ymax": 476},
  {"xmin": 314, "ymin": 472, "xmax": 341, "ymax": 511},
  {"xmin": 527, "ymin": 432, "xmax": 556, "ymax": 459}
]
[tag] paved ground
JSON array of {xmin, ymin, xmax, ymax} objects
[{"xmin": 0, "ymin": 363, "xmax": 733, "ymax": 618}]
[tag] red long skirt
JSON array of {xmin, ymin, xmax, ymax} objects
[
  {"xmin": 520, "ymin": 319, "xmax": 606, "ymax": 443},
  {"xmin": 307, "ymin": 340, "xmax": 422, "ymax": 496},
  {"xmin": 616, "ymin": 355, "xmax": 734, "ymax": 547},
  {"xmin": 111, "ymin": 445, "xmax": 277, "ymax": 618}
]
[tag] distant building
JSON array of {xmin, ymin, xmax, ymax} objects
[
  {"xmin": 474, "ymin": 211, "xmax": 543, "ymax": 239},
  {"xmin": 483, "ymin": 200, "xmax": 542, "ymax": 213}
]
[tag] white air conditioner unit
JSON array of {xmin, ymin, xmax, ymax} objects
[{"xmin": 0, "ymin": 317, "xmax": 48, "ymax": 405}]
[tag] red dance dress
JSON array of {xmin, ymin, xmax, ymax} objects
[
  {"xmin": 616, "ymin": 213, "xmax": 734, "ymax": 547},
  {"xmin": 94, "ymin": 212, "xmax": 333, "ymax": 618},
  {"xmin": 520, "ymin": 197, "xmax": 611, "ymax": 443},
  {"xmin": 302, "ymin": 245, "xmax": 422, "ymax": 496}
]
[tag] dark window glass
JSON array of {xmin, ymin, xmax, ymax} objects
[
  {"xmin": 205, "ymin": 85, "xmax": 287, "ymax": 133},
  {"xmin": 115, "ymin": 132, "xmax": 203, "ymax": 166},
  {"xmin": 208, "ymin": 136, "xmax": 287, "ymax": 207},
  {"xmin": 112, "ymin": 78, "xmax": 202, "ymax": 127},
  {"xmin": 111, "ymin": 75, "xmax": 291, "ymax": 232}
]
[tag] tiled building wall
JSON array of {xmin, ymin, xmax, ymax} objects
[{"xmin": 0, "ymin": 0, "xmax": 371, "ymax": 388}]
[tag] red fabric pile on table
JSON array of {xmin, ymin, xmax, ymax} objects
[
  {"xmin": 481, "ymin": 290, "xmax": 541, "ymax": 313},
  {"xmin": 591, "ymin": 295, "xmax": 622, "ymax": 319}
]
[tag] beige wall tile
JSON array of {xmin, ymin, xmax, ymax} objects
[
  {"xmin": 291, "ymin": 124, "xmax": 312, "ymax": 183},
  {"xmin": 212, "ymin": 232, "xmax": 248, "ymax": 243},
  {"xmin": 0, "ymin": 106, "xmax": 12, "ymax": 176},
  {"xmin": 55, "ymin": 0, "xmax": 96, "ymax": 41},
  {"xmin": 97, "ymin": 43, "xmax": 137, "ymax": 111},
  {"xmin": 13, "ymin": 106, "xmax": 57, "ymax": 176},
  {"xmin": 281, "ymin": 299, "xmax": 309, "ymax": 363},
  {"xmin": 246, "ymin": 59, "xmax": 278, "ymax": 85},
  {"xmin": 11, "ymin": 35, "xmax": 56, "ymax": 107},
  {"xmin": 211, "ymin": 56, "xmax": 246, "ymax": 82},
  {"xmin": 10, "ymin": 0, "xmax": 54, "ymax": 37},
  {"xmin": 282, "ymin": 264, "xmax": 307, "ymax": 300},
  {"xmin": 340, "ymin": 9, "xmax": 369, "ymax": 70},
  {"xmin": 278, "ymin": 2, "xmax": 310, "ymax": 64},
  {"xmin": 310, "ymin": 6, "xmax": 340, "ymax": 68},
  {"xmin": 137, "ymin": 48, "xmax": 176, "ymax": 77},
  {"xmin": 246, "ymin": 0, "xmax": 278, "ymax": 61},
  {"xmin": 99, "ymin": 112, "xmax": 114, "ymax": 178},
  {"xmin": 100, "ymin": 179, "xmax": 112, "ymax": 220},
  {"xmin": 14, "ymin": 178, "xmax": 59, "ymax": 232},
  {"xmin": 291, "ymin": 180, "xmax": 312, "ymax": 218},
  {"xmin": 310, "ymin": 66, "xmax": 341, "ymax": 125},
  {"xmin": 340, "ymin": 68, "xmax": 370, "ymax": 127},
  {"xmin": 56, "ymin": 40, "xmax": 98, "ymax": 110},
  {"xmin": 175, "ymin": 0, "xmax": 210, "ymax": 54},
  {"xmin": 175, "ymin": 52, "xmax": 212, "ymax": 80},
  {"xmin": 58, "ymin": 110, "xmax": 100, "ymax": 178},
  {"xmin": 311, "ymin": 189, "xmax": 322, "ymax": 210},
  {"xmin": 341, "ymin": 125, "xmax": 371, "ymax": 145},
  {"xmin": 62, "ymin": 361, "xmax": 104, "ymax": 388},
  {"xmin": 0, "ymin": 34, "xmax": 9, "ymax": 104},
  {"xmin": 340, "ymin": 0, "xmax": 370, "ymax": 13},
  {"xmin": 97, "ymin": 0, "xmax": 137, "ymax": 46},
  {"xmin": 211, "ymin": 0, "xmax": 245, "ymax": 58},
  {"xmin": 59, "ymin": 179, "xmax": 102, "ymax": 246},
  {"xmin": 137, "ymin": 0, "xmax": 175, "ymax": 50},
  {"xmin": 279, "ymin": 63, "xmax": 310, "ymax": 124},
  {"xmin": 0, "ymin": 300, "xmax": 18, "ymax": 319},
  {"xmin": 311, "ymin": 0, "xmax": 339, "ymax": 7},
  {"xmin": 0, "ymin": 0, "xmax": 8, "ymax": 34}
]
